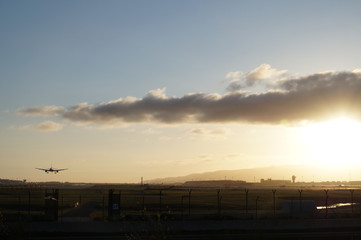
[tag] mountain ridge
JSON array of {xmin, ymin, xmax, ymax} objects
[{"xmin": 147, "ymin": 165, "xmax": 311, "ymax": 184}]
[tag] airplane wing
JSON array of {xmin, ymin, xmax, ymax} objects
[
  {"xmin": 36, "ymin": 168, "xmax": 48, "ymax": 171},
  {"xmin": 54, "ymin": 168, "xmax": 68, "ymax": 171}
]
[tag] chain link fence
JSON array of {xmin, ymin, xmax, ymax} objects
[{"xmin": 1, "ymin": 186, "xmax": 360, "ymax": 222}]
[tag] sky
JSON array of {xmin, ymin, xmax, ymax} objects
[{"xmin": 1, "ymin": 0, "xmax": 361, "ymax": 183}]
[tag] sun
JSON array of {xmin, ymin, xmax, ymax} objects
[{"xmin": 302, "ymin": 117, "xmax": 361, "ymax": 167}]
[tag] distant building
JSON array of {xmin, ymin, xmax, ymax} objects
[
  {"xmin": 0, "ymin": 178, "xmax": 25, "ymax": 185},
  {"xmin": 260, "ymin": 178, "xmax": 291, "ymax": 186},
  {"xmin": 348, "ymin": 181, "xmax": 361, "ymax": 186}
]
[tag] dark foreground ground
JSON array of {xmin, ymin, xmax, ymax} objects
[{"xmin": 3, "ymin": 218, "xmax": 361, "ymax": 240}]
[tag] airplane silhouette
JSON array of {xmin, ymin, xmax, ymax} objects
[{"xmin": 36, "ymin": 166, "xmax": 68, "ymax": 174}]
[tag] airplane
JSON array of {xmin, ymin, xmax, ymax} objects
[{"xmin": 36, "ymin": 166, "xmax": 68, "ymax": 174}]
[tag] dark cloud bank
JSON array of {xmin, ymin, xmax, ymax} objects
[{"xmin": 18, "ymin": 71, "xmax": 361, "ymax": 125}]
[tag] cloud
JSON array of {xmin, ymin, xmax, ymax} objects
[
  {"xmin": 145, "ymin": 88, "xmax": 167, "ymax": 99},
  {"xmin": 15, "ymin": 70, "xmax": 361, "ymax": 126},
  {"xmin": 246, "ymin": 64, "xmax": 287, "ymax": 82},
  {"xmin": 17, "ymin": 106, "xmax": 64, "ymax": 116},
  {"xmin": 226, "ymin": 64, "xmax": 287, "ymax": 91},
  {"xmin": 189, "ymin": 127, "xmax": 231, "ymax": 140},
  {"xmin": 225, "ymin": 71, "xmax": 243, "ymax": 82},
  {"xmin": 225, "ymin": 71, "xmax": 243, "ymax": 91},
  {"xmin": 16, "ymin": 121, "xmax": 63, "ymax": 132},
  {"xmin": 190, "ymin": 128, "xmax": 229, "ymax": 136}
]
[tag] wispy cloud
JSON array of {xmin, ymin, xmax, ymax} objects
[
  {"xmin": 15, "ymin": 121, "xmax": 63, "ymax": 132},
  {"xmin": 17, "ymin": 106, "xmax": 64, "ymax": 116},
  {"xmin": 15, "ymin": 68, "xmax": 361, "ymax": 126},
  {"xmin": 189, "ymin": 128, "xmax": 230, "ymax": 138}
]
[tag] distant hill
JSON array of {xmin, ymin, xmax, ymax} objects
[{"xmin": 147, "ymin": 165, "xmax": 352, "ymax": 184}]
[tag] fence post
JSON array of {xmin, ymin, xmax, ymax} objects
[
  {"xmin": 18, "ymin": 194, "xmax": 21, "ymax": 219},
  {"xmin": 102, "ymin": 195, "xmax": 105, "ymax": 221},
  {"xmin": 108, "ymin": 189, "xmax": 113, "ymax": 219},
  {"xmin": 272, "ymin": 190, "xmax": 276, "ymax": 218},
  {"xmin": 188, "ymin": 189, "xmax": 192, "ymax": 216},
  {"xmin": 28, "ymin": 191, "xmax": 31, "ymax": 219},
  {"xmin": 61, "ymin": 195, "xmax": 63, "ymax": 222},
  {"xmin": 255, "ymin": 196, "xmax": 259, "ymax": 219},
  {"xmin": 181, "ymin": 195, "xmax": 184, "ymax": 219},
  {"xmin": 217, "ymin": 189, "xmax": 221, "ymax": 217},
  {"xmin": 350, "ymin": 189, "xmax": 354, "ymax": 215},
  {"xmin": 244, "ymin": 189, "xmax": 249, "ymax": 215},
  {"xmin": 119, "ymin": 190, "xmax": 122, "ymax": 216},
  {"xmin": 298, "ymin": 189, "xmax": 303, "ymax": 213},
  {"xmin": 324, "ymin": 189, "xmax": 329, "ymax": 218},
  {"xmin": 159, "ymin": 190, "xmax": 163, "ymax": 215},
  {"xmin": 142, "ymin": 190, "xmax": 145, "ymax": 216}
]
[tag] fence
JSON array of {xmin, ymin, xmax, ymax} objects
[{"xmin": 1, "ymin": 186, "xmax": 360, "ymax": 222}]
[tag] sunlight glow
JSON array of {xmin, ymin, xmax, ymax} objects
[{"xmin": 302, "ymin": 117, "xmax": 361, "ymax": 167}]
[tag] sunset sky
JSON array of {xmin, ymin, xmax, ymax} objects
[{"xmin": 1, "ymin": 0, "xmax": 361, "ymax": 183}]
